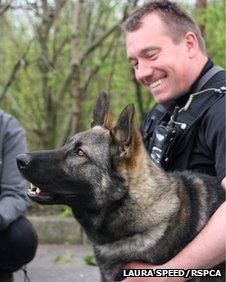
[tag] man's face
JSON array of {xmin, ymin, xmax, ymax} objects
[{"xmin": 126, "ymin": 13, "xmax": 194, "ymax": 103}]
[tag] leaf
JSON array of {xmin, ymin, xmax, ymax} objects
[{"xmin": 84, "ymin": 255, "xmax": 97, "ymax": 266}]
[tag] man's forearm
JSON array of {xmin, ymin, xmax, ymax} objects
[{"xmin": 164, "ymin": 201, "xmax": 226, "ymax": 271}]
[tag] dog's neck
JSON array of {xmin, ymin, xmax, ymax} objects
[
  {"xmin": 120, "ymin": 140, "xmax": 165, "ymax": 192},
  {"xmin": 71, "ymin": 181, "xmax": 129, "ymax": 244}
]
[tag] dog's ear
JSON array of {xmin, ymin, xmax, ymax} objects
[
  {"xmin": 91, "ymin": 92, "xmax": 112, "ymax": 128},
  {"xmin": 111, "ymin": 104, "xmax": 142, "ymax": 169},
  {"xmin": 111, "ymin": 104, "xmax": 135, "ymax": 155}
]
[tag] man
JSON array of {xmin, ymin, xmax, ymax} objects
[
  {"xmin": 0, "ymin": 110, "xmax": 38, "ymax": 282},
  {"xmin": 123, "ymin": 0, "xmax": 225, "ymax": 281}
]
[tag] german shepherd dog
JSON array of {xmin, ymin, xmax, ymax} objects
[{"xmin": 17, "ymin": 92, "xmax": 224, "ymax": 281}]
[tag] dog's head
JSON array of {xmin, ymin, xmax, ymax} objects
[{"xmin": 17, "ymin": 92, "xmax": 143, "ymax": 208}]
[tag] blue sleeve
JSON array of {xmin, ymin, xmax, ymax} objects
[{"xmin": 0, "ymin": 115, "xmax": 28, "ymax": 231}]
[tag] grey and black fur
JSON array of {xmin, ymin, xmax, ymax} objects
[{"xmin": 17, "ymin": 92, "xmax": 224, "ymax": 281}]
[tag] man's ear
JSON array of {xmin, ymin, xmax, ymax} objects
[
  {"xmin": 111, "ymin": 104, "xmax": 135, "ymax": 154},
  {"xmin": 91, "ymin": 91, "xmax": 110, "ymax": 128},
  {"xmin": 184, "ymin": 32, "xmax": 199, "ymax": 57}
]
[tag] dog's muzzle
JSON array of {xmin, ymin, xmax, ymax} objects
[{"xmin": 16, "ymin": 153, "xmax": 76, "ymax": 205}]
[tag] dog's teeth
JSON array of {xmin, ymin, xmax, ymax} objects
[
  {"xmin": 29, "ymin": 189, "xmax": 36, "ymax": 195},
  {"xmin": 36, "ymin": 188, "xmax": 41, "ymax": 194},
  {"xmin": 28, "ymin": 183, "xmax": 41, "ymax": 194},
  {"xmin": 30, "ymin": 183, "xmax": 36, "ymax": 191}
]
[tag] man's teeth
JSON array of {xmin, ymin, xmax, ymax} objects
[{"xmin": 150, "ymin": 78, "xmax": 166, "ymax": 88}]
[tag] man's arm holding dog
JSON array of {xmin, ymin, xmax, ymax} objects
[{"xmin": 123, "ymin": 178, "xmax": 226, "ymax": 282}]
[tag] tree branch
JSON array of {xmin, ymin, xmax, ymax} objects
[
  {"xmin": 106, "ymin": 31, "xmax": 120, "ymax": 93},
  {"xmin": 0, "ymin": 48, "xmax": 29, "ymax": 101},
  {"xmin": 0, "ymin": 0, "xmax": 13, "ymax": 16},
  {"xmin": 80, "ymin": 2, "xmax": 129, "ymax": 64},
  {"xmin": 83, "ymin": 32, "xmax": 119, "ymax": 95},
  {"xmin": 80, "ymin": 22, "xmax": 120, "ymax": 64},
  {"xmin": 56, "ymin": 70, "xmax": 73, "ymax": 103},
  {"xmin": 51, "ymin": 36, "xmax": 70, "ymax": 65}
]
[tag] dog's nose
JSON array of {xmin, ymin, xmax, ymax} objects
[{"xmin": 17, "ymin": 153, "xmax": 31, "ymax": 169}]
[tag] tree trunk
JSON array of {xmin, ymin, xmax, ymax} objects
[
  {"xmin": 196, "ymin": 0, "xmax": 207, "ymax": 38},
  {"xmin": 131, "ymin": 68, "xmax": 145, "ymax": 122},
  {"xmin": 36, "ymin": 0, "xmax": 66, "ymax": 148},
  {"xmin": 70, "ymin": 0, "xmax": 83, "ymax": 135}
]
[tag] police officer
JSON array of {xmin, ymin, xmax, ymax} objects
[
  {"xmin": 123, "ymin": 1, "xmax": 225, "ymax": 281},
  {"xmin": 0, "ymin": 110, "xmax": 38, "ymax": 282}
]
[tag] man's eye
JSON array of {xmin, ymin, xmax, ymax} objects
[
  {"xmin": 131, "ymin": 61, "xmax": 138, "ymax": 69},
  {"xmin": 75, "ymin": 148, "xmax": 85, "ymax": 157},
  {"xmin": 146, "ymin": 53, "xmax": 158, "ymax": 60}
]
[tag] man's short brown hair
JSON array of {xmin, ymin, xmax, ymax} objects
[{"xmin": 123, "ymin": 0, "xmax": 206, "ymax": 53}]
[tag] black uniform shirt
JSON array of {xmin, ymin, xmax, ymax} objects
[
  {"xmin": 141, "ymin": 60, "xmax": 225, "ymax": 182},
  {"xmin": 174, "ymin": 60, "xmax": 225, "ymax": 181}
]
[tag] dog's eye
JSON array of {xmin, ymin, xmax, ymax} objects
[{"xmin": 75, "ymin": 148, "xmax": 85, "ymax": 157}]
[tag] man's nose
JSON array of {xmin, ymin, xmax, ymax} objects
[
  {"xmin": 135, "ymin": 63, "xmax": 154, "ymax": 85},
  {"xmin": 17, "ymin": 153, "xmax": 32, "ymax": 169}
]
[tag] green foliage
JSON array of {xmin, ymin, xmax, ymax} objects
[
  {"xmin": 58, "ymin": 206, "xmax": 73, "ymax": 218},
  {"xmin": 84, "ymin": 255, "xmax": 97, "ymax": 266},
  {"xmin": 1, "ymin": 0, "xmax": 224, "ymax": 216},
  {"xmin": 2, "ymin": 0, "xmax": 224, "ymax": 151},
  {"xmin": 193, "ymin": 0, "xmax": 225, "ymax": 67},
  {"xmin": 1, "ymin": 0, "xmax": 142, "ymax": 150}
]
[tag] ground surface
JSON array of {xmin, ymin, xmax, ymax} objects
[{"xmin": 15, "ymin": 244, "xmax": 100, "ymax": 282}]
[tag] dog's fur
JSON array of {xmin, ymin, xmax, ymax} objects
[{"xmin": 17, "ymin": 92, "xmax": 224, "ymax": 281}]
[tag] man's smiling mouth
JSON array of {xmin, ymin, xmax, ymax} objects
[{"xmin": 150, "ymin": 77, "xmax": 167, "ymax": 89}]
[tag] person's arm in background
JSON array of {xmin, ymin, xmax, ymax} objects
[
  {"xmin": 221, "ymin": 177, "xmax": 226, "ymax": 191},
  {"xmin": 0, "ymin": 114, "xmax": 28, "ymax": 231},
  {"xmin": 123, "ymin": 179, "xmax": 226, "ymax": 282}
]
